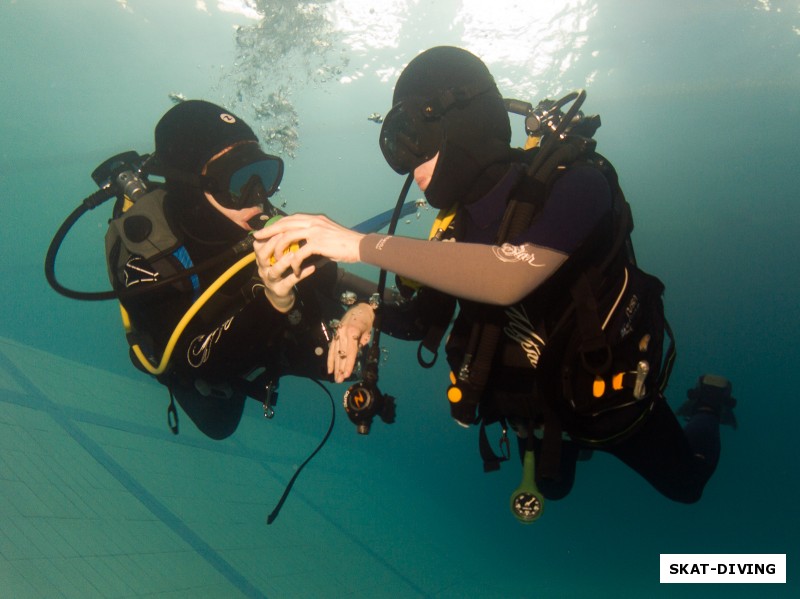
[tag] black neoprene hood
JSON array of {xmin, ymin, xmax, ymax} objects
[
  {"xmin": 154, "ymin": 100, "xmax": 260, "ymax": 248},
  {"xmin": 154, "ymin": 100, "xmax": 258, "ymax": 176},
  {"xmin": 391, "ymin": 46, "xmax": 513, "ymax": 209}
]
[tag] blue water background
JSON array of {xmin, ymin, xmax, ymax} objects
[{"xmin": 1, "ymin": 1, "xmax": 798, "ymax": 596}]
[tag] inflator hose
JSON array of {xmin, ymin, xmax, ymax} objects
[{"xmin": 366, "ymin": 173, "xmax": 414, "ymax": 372}]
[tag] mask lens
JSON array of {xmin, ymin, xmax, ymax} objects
[
  {"xmin": 205, "ymin": 146, "xmax": 284, "ymax": 210},
  {"xmin": 228, "ymin": 160, "xmax": 282, "ymax": 207},
  {"xmin": 380, "ymin": 100, "xmax": 442, "ymax": 175}
]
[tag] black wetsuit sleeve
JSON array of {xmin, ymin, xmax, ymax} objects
[
  {"xmin": 179, "ymin": 259, "xmax": 346, "ymax": 383},
  {"xmin": 120, "ymin": 256, "xmax": 287, "ymax": 383}
]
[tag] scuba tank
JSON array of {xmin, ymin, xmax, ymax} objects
[{"xmin": 45, "ymin": 150, "xmax": 270, "ymax": 375}]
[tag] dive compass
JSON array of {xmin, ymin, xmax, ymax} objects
[
  {"xmin": 510, "ymin": 449, "xmax": 545, "ymax": 523},
  {"xmin": 511, "ymin": 490, "xmax": 543, "ymax": 522}
]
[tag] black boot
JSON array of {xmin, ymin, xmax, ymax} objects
[{"xmin": 677, "ymin": 374, "xmax": 737, "ymax": 429}]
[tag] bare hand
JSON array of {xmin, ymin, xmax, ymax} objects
[
  {"xmin": 252, "ymin": 213, "xmax": 364, "ymax": 273},
  {"xmin": 254, "ymin": 245, "xmax": 316, "ymax": 312},
  {"xmin": 328, "ymin": 303, "xmax": 374, "ymax": 383}
]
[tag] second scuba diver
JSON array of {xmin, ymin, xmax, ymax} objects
[{"xmin": 252, "ymin": 47, "xmax": 738, "ymax": 517}]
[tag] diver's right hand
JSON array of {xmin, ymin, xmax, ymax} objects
[
  {"xmin": 256, "ymin": 248, "xmax": 315, "ymax": 313},
  {"xmin": 252, "ymin": 213, "xmax": 364, "ymax": 272}
]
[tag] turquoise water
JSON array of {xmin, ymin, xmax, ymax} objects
[{"xmin": 1, "ymin": 0, "xmax": 798, "ymax": 597}]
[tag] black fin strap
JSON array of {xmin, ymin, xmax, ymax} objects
[
  {"xmin": 167, "ymin": 388, "xmax": 179, "ymax": 435},
  {"xmin": 267, "ymin": 380, "xmax": 335, "ymax": 525}
]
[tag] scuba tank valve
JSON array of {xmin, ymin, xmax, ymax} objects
[
  {"xmin": 114, "ymin": 168, "xmax": 148, "ymax": 203},
  {"xmin": 91, "ymin": 150, "xmax": 151, "ymax": 203},
  {"xmin": 46, "ymin": 151, "xmax": 152, "ymax": 301}
]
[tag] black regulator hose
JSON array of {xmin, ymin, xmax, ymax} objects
[
  {"xmin": 45, "ymin": 189, "xmax": 255, "ymax": 302},
  {"xmin": 344, "ymin": 173, "xmax": 413, "ymax": 432},
  {"xmin": 266, "ymin": 379, "xmax": 336, "ymax": 525},
  {"xmin": 376, "ymin": 173, "xmax": 414, "ymax": 297},
  {"xmin": 525, "ymin": 89, "xmax": 586, "ymax": 177},
  {"xmin": 45, "ymin": 187, "xmax": 118, "ymax": 301},
  {"xmin": 370, "ymin": 173, "xmax": 414, "ymax": 352}
]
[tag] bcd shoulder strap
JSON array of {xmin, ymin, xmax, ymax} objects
[
  {"xmin": 465, "ymin": 142, "xmax": 647, "ymax": 475},
  {"xmin": 450, "ymin": 136, "xmax": 601, "ymax": 428}
]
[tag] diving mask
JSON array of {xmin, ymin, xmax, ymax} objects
[
  {"xmin": 203, "ymin": 143, "xmax": 284, "ymax": 210},
  {"xmin": 379, "ymin": 96, "xmax": 446, "ymax": 175},
  {"xmin": 380, "ymin": 83, "xmax": 498, "ymax": 175}
]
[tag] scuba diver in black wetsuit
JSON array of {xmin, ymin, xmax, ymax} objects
[
  {"xmin": 101, "ymin": 100, "xmax": 377, "ymax": 439},
  {"xmin": 252, "ymin": 47, "xmax": 738, "ymax": 521},
  {"xmin": 46, "ymin": 100, "xmax": 394, "ymax": 523}
]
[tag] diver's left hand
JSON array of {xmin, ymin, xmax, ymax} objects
[{"xmin": 329, "ymin": 303, "xmax": 374, "ymax": 383}]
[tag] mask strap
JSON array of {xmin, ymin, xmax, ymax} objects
[
  {"xmin": 432, "ymin": 80, "xmax": 497, "ymax": 116},
  {"xmin": 147, "ymin": 162, "xmax": 219, "ymax": 193}
]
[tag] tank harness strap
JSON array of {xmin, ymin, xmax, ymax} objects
[
  {"xmin": 539, "ymin": 401, "xmax": 563, "ymax": 480},
  {"xmin": 571, "ymin": 272, "xmax": 611, "ymax": 373},
  {"xmin": 171, "ymin": 246, "xmax": 201, "ymax": 297},
  {"xmin": 464, "ymin": 140, "xmax": 643, "ymax": 480},
  {"xmin": 454, "ymin": 138, "xmax": 596, "ymax": 427},
  {"xmin": 564, "ymin": 172, "xmax": 634, "ymax": 365},
  {"xmin": 658, "ymin": 319, "xmax": 677, "ymax": 395},
  {"xmin": 411, "ymin": 208, "xmax": 459, "ymax": 368},
  {"xmin": 417, "ymin": 290, "xmax": 458, "ymax": 368}
]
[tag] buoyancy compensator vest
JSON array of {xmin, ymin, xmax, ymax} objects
[
  {"xmin": 103, "ymin": 179, "xmax": 265, "ymax": 379},
  {"xmin": 105, "ymin": 187, "xmax": 196, "ymax": 296},
  {"xmin": 405, "ymin": 91, "xmax": 676, "ymax": 491}
]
